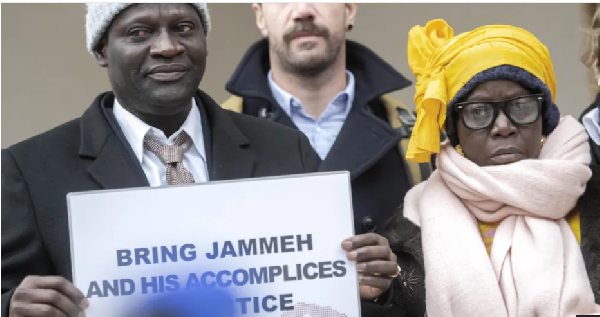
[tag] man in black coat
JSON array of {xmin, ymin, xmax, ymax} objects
[
  {"xmin": 222, "ymin": 4, "xmax": 425, "ymax": 315},
  {"xmin": 1, "ymin": 4, "xmax": 324, "ymax": 316}
]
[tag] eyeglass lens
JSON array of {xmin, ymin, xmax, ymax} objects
[{"xmin": 462, "ymin": 96, "xmax": 540, "ymax": 130}]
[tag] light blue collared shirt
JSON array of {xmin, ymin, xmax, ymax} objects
[
  {"xmin": 582, "ymin": 107, "xmax": 600, "ymax": 146},
  {"xmin": 268, "ymin": 70, "xmax": 356, "ymax": 159}
]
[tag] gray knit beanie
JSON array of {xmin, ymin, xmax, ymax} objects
[{"xmin": 85, "ymin": 3, "xmax": 211, "ymax": 54}]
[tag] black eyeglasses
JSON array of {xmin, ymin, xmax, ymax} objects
[{"xmin": 454, "ymin": 94, "xmax": 544, "ymax": 130}]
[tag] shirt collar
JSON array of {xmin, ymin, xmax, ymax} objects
[
  {"xmin": 113, "ymin": 98, "xmax": 206, "ymax": 163},
  {"xmin": 267, "ymin": 70, "xmax": 356, "ymax": 118},
  {"xmin": 582, "ymin": 107, "xmax": 600, "ymax": 146}
]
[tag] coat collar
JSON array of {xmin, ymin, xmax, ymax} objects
[
  {"xmin": 196, "ymin": 89, "xmax": 255, "ymax": 181},
  {"xmin": 79, "ymin": 90, "xmax": 255, "ymax": 188},
  {"xmin": 225, "ymin": 38, "xmax": 412, "ymax": 108},
  {"xmin": 318, "ymin": 102, "xmax": 402, "ymax": 178},
  {"xmin": 79, "ymin": 92, "xmax": 150, "ymax": 189},
  {"xmin": 580, "ymin": 92, "xmax": 600, "ymax": 164},
  {"xmin": 579, "ymin": 92, "xmax": 600, "ymax": 122}
]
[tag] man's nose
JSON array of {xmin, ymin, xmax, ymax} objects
[
  {"xmin": 150, "ymin": 29, "xmax": 184, "ymax": 58},
  {"xmin": 290, "ymin": 3, "xmax": 316, "ymax": 22}
]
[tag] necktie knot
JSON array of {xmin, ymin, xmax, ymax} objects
[
  {"xmin": 160, "ymin": 147, "xmax": 185, "ymax": 165},
  {"xmin": 144, "ymin": 131, "xmax": 194, "ymax": 165},
  {"xmin": 143, "ymin": 131, "xmax": 196, "ymax": 185}
]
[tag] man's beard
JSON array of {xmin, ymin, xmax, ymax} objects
[{"xmin": 272, "ymin": 20, "xmax": 344, "ymax": 77}]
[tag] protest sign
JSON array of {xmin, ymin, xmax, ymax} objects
[{"xmin": 68, "ymin": 172, "xmax": 360, "ymax": 317}]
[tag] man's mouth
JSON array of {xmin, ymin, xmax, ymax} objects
[
  {"xmin": 290, "ymin": 32, "xmax": 321, "ymax": 40},
  {"xmin": 147, "ymin": 64, "xmax": 189, "ymax": 82}
]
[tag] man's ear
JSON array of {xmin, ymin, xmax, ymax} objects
[
  {"xmin": 252, "ymin": 3, "xmax": 268, "ymax": 38},
  {"xmin": 345, "ymin": 4, "xmax": 358, "ymax": 29},
  {"xmin": 93, "ymin": 38, "xmax": 108, "ymax": 68}
]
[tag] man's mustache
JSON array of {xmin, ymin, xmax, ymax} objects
[{"xmin": 283, "ymin": 21, "xmax": 330, "ymax": 43}]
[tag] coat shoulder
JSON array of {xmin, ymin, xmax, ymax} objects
[
  {"xmin": 219, "ymin": 108, "xmax": 320, "ymax": 174},
  {"xmin": 5, "ymin": 118, "xmax": 81, "ymax": 160},
  {"xmin": 380, "ymin": 94, "xmax": 413, "ymax": 112},
  {"xmin": 223, "ymin": 108, "xmax": 303, "ymax": 142},
  {"xmin": 220, "ymin": 95, "xmax": 243, "ymax": 113}
]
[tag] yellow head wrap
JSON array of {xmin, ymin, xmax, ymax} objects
[{"xmin": 405, "ymin": 19, "xmax": 557, "ymax": 163}]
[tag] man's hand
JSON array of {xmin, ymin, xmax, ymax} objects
[
  {"xmin": 9, "ymin": 276, "xmax": 89, "ymax": 317},
  {"xmin": 342, "ymin": 233, "xmax": 399, "ymax": 300}
]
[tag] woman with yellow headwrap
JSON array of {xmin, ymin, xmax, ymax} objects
[{"xmin": 382, "ymin": 19, "xmax": 600, "ymax": 317}]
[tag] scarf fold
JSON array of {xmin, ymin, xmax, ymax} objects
[{"xmin": 404, "ymin": 116, "xmax": 599, "ymax": 316}]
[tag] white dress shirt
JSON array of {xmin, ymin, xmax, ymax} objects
[
  {"xmin": 113, "ymin": 99, "xmax": 209, "ymax": 187},
  {"xmin": 582, "ymin": 107, "xmax": 600, "ymax": 146}
]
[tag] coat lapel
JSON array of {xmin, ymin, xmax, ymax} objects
[
  {"xmin": 319, "ymin": 104, "xmax": 401, "ymax": 179},
  {"xmin": 271, "ymin": 108, "xmax": 297, "ymax": 130},
  {"xmin": 197, "ymin": 90, "xmax": 255, "ymax": 181},
  {"xmin": 320, "ymin": 41, "xmax": 410, "ymax": 180},
  {"xmin": 87, "ymin": 135, "xmax": 150, "ymax": 189},
  {"xmin": 79, "ymin": 93, "xmax": 149, "ymax": 190}
]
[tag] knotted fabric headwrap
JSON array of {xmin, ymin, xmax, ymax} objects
[{"xmin": 406, "ymin": 19, "xmax": 557, "ymax": 163}]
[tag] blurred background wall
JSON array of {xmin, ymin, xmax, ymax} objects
[{"xmin": 1, "ymin": 3, "xmax": 595, "ymax": 147}]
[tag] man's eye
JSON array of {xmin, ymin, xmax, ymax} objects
[
  {"xmin": 176, "ymin": 24, "xmax": 193, "ymax": 33},
  {"xmin": 129, "ymin": 29, "xmax": 151, "ymax": 37}
]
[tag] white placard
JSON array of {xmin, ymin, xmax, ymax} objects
[{"xmin": 68, "ymin": 172, "xmax": 360, "ymax": 317}]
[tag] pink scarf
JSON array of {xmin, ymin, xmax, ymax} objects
[{"xmin": 404, "ymin": 116, "xmax": 600, "ymax": 317}]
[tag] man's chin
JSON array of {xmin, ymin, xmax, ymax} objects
[
  {"xmin": 287, "ymin": 56, "xmax": 332, "ymax": 75},
  {"xmin": 142, "ymin": 74, "xmax": 200, "ymax": 98},
  {"xmin": 144, "ymin": 87, "xmax": 196, "ymax": 107}
]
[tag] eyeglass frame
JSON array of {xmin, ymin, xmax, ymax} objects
[{"xmin": 453, "ymin": 93, "xmax": 544, "ymax": 131}]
